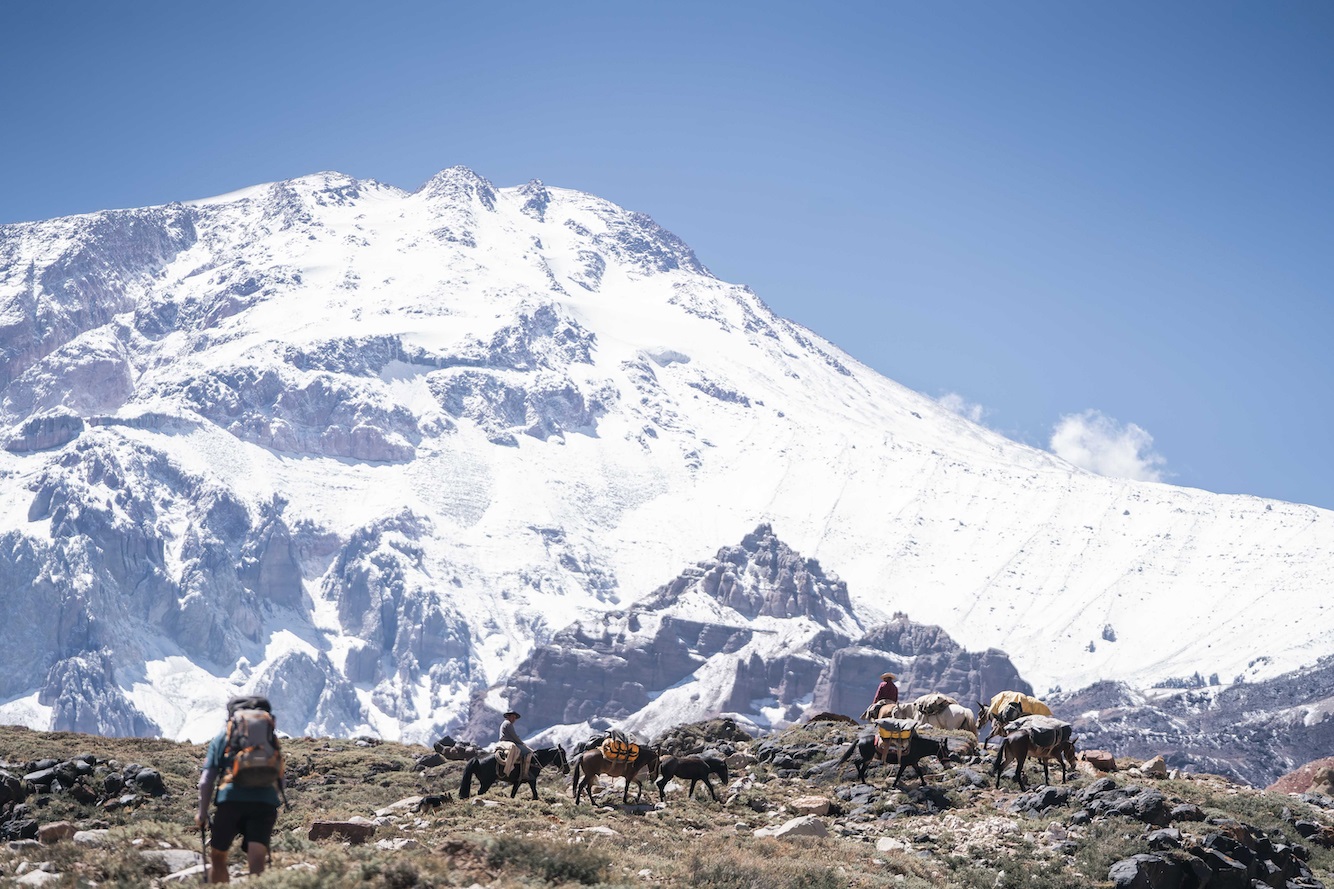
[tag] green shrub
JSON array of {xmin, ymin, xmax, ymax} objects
[
  {"xmin": 485, "ymin": 834, "xmax": 609, "ymax": 885},
  {"xmin": 685, "ymin": 850, "xmax": 843, "ymax": 889}
]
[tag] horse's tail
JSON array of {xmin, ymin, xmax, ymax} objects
[
  {"xmin": 571, "ymin": 756, "xmax": 583, "ymax": 801},
  {"xmin": 836, "ymin": 739, "xmax": 859, "ymax": 775},
  {"xmin": 459, "ymin": 760, "xmax": 476, "ymax": 799}
]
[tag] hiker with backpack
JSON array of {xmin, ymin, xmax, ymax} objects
[{"xmin": 196, "ymin": 696, "xmax": 286, "ymax": 883}]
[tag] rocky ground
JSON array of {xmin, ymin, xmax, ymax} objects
[{"xmin": 0, "ymin": 718, "xmax": 1332, "ymax": 888}]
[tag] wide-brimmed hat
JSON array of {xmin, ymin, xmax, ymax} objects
[
  {"xmin": 504, "ymin": 710, "xmax": 520, "ymax": 718},
  {"xmin": 880, "ymin": 672, "xmax": 896, "ymax": 681}
]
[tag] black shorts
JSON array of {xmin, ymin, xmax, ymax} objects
[{"xmin": 210, "ymin": 801, "xmax": 278, "ymax": 851}]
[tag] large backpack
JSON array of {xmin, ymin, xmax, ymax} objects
[{"xmin": 219, "ymin": 696, "xmax": 284, "ymax": 790}]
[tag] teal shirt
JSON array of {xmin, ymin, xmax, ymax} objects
[{"xmin": 204, "ymin": 733, "xmax": 281, "ymax": 807}]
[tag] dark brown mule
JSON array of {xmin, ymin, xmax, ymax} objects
[
  {"xmin": 656, "ymin": 755, "xmax": 729, "ymax": 801},
  {"xmin": 835, "ymin": 732, "xmax": 949, "ymax": 788},
  {"xmin": 572, "ymin": 745, "xmax": 661, "ymax": 805},
  {"xmin": 992, "ymin": 731, "xmax": 1077, "ymax": 790}
]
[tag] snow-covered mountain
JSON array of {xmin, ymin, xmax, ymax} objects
[{"xmin": 1, "ymin": 166, "xmax": 1331, "ymax": 746}]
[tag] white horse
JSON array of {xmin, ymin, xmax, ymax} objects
[{"xmin": 915, "ymin": 702, "xmax": 978, "ymax": 737}]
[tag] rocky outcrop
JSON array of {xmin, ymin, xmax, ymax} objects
[
  {"xmin": 38, "ymin": 653, "xmax": 157, "ymax": 736},
  {"xmin": 813, "ymin": 617, "xmax": 1033, "ymax": 718},
  {"xmin": 1052, "ymin": 657, "xmax": 1334, "ymax": 786},
  {"xmin": 491, "ymin": 525, "xmax": 1028, "ymax": 741}
]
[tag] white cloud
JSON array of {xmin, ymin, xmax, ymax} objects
[
  {"xmin": 938, "ymin": 392, "xmax": 987, "ymax": 424},
  {"xmin": 1049, "ymin": 409, "xmax": 1167, "ymax": 482}
]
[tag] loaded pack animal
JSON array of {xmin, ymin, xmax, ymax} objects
[
  {"xmin": 992, "ymin": 715, "xmax": 1077, "ymax": 791},
  {"xmin": 835, "ymin": 718, "xmax": 950, "ymax": 788},
  {"xmin": 572, "ymin": 738, "xmax": 662, "ymax": 805},
  {"xmin": 911, "ymin": 693, "xmax": 978, "ymax": 737},
  {"xmin": 976, "ymin": 691, "xmax": 1052, "ymax": 747},
  {"xmin": 458, "ymin": 745, "xmax": 569, "ymax": 800},
  {"xmin": 656, "ymin": 755, "xmax": 729, "ymax": 802},
  {"xmin": 861, "ymin": 700, "xmax": 915, "ymax": 721}
]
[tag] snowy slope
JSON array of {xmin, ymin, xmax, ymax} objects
[{"xmin": 0, "ymin": 167, "xmax": 1330, "ymax": 742}]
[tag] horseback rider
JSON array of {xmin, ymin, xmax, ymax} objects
[
  {"xmin": 499, "ymin": 710, "xmax": 534, "ymax": 781},
  {"xmin": 869, "ymin": 672, "xmax": 899, "ymax": 717}
]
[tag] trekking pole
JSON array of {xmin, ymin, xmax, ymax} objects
[{"xmin": 199, "ymin": 823, "xmax": 208, "ymax": 884}]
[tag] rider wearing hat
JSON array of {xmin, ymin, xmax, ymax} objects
[
  {"xmin": 871, "ymin": 672, "xmax": 899, "ymax": 709},
  {"xmin": 499, "ymin": 710, "xmax": 534, "ymax": 780}
]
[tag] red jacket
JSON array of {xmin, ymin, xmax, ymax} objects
[{"xmin": 871, "ymin": 680, "xmax": 899, "ymax": 705}]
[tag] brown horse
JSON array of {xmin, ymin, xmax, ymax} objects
[
  {"xmin": 992, "ymin": 723, "xmax": 1077, "ymax": 791},
  {"xmin": 571, "ymin": 745, "xmax": 661, "ymax": 805}
]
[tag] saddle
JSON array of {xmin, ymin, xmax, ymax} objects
[
  {"xmin": 873, "ymin": 718, "xmax": 918, "ymax": 757},
  {"xmin": 863, "ymin": 700, "xmax": 901, "ymax": 721}
]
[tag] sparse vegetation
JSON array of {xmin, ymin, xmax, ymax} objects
[{"xmin": 0, "ymin": 722, "xmax": 1331, "ymax": 888}]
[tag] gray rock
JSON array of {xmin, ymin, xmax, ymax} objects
[
  {"xmin": 139, "ymin": 849, "xmax": 204, "ymax": 874},
  {"xmin": 1108, "ymin": 853, "xmax": 1186, "ymax": 889}
]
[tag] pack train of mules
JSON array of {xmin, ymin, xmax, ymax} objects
[
  {"xmin": 843, "ymin": 690, "xmax": 1078, "ymax": 791},
  {"xmin": 448, "ymin": 690, "xmax": 1080, "ymax": 807}
]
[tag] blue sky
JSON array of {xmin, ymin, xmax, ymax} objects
[{"xmin": 3, "ymin": 2, "xmax": 1332, "ymax": 508}]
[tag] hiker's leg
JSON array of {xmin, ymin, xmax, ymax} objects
[
  {"xmin": 209, "ymin": 847, "xmax": 230, "ymax": 883},
  {"xmin": 247, "ymin": 842, "xmax": 268, "ymax": 875}
]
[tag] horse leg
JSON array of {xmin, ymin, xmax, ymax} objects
[
  {"xmin": 1014, "ymin": 749, "xmax": 1028, "ymax": 791},
  {"xmin": 704, "ymin": 776, "xmax": 717, "ymax": 801},
  {"xmin": 527, "ymin": 776, "xmax": 538, "ymax": 800}
]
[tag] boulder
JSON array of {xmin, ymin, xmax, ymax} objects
[
  {"xmin": 1140, "ymin": 756, "xmax": 1168, "ymax": 778},
  {"xmin": 73, "ymin": 829, "xmax": 111, "ymax": 847},
  {"xmin": 374, "ymin": 796, "xmax": 423, "ymax": 817},
  {"xmin": 37, "ymin": 821, "xmax": 76, "ymax": 844},
  {"xmin": 132, "ymin": 768, "xmax": 168, "ymax": 796},
  {"xmin": 0, "ymin": 769, "xmax": 27, "ymax": 805},
  {"xmin": 139, "ymin": 849, "xmax": 204, "ymax": 875},
  {"xmin": 753, "ymin": 815, "xmax": 828, "ymax": 839},
  {"xmin": 308, "ymin": 820, "xmax": 376, "ymax": 843},
  {"xmin": 788, "ymin": 796, "xmax": 831, "ymax": 816},
  {"xmin": 1108, "ymin": 853, "xmax": 1187, "ymax": 889},
  {"xmin": 1081, "ymin": 750, "xmax": 1117, "ymax": 772}
]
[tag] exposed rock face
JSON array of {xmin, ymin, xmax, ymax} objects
[
  {"xmin": 813, "ymin": 618, "xmax": 1033, "ymax": 718},
  {"xmin": 490, "ymin": 524, "xmax": 1030, "ymax": 742},
  {"xmin": 3, "ymin": 164, "xmax": 1333, "ymax": 755},
  {"xmin": 1269, "ymin": 758, "xmax": 1334, "ymax": 796},
  {"xmin": 4, "ymin": 410, "xmax": 85, "ymax": 453},
  {"xmin": 1052, "ymin": 657, "xmax": 1334, "ymax": 786},
  {"xmin": 38, "ymin": 653, "xmax": 156, "ymax": 736}
]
